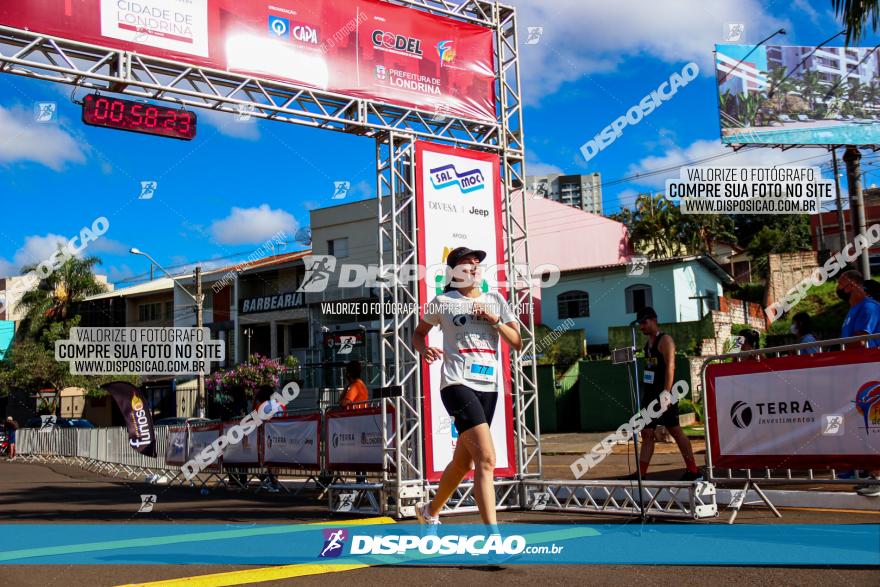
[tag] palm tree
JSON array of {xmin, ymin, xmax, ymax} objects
[
  {"xmin": 832, "ymin": 0, "xmax": 880, "ymax": 44},
  {"xmin": 15, "ymin": 249, "xmax": 107, "ymax": 341},
  {"xmin": 798, "ymin": 70, "xmax": 823, "ymax": 115}
]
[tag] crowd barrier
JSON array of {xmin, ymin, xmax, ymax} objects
[
  {"xmin": 701, "ymin": 333, "xmax": 880, "ymax": 521},
  {"xmin": 15, "ymin": 401, "xmax": 394, "ymax": 489}
]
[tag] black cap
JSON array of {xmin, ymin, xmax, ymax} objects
[
  {"xmin": 446, "ymin": 246, "xmax": 487, "ymax": 268},
  {"xmin": 636, "ymin": 306, "xmax": 658, "ymax": 323}
]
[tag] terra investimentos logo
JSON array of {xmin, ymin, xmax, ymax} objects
[{"xmin": 729, "ymin": 399, "xmax": 815, "ymax": 429}]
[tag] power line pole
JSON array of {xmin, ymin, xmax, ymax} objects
[
  {"xmin": 195, "ymin": 265, "xmax": 206, "ymax": 418},
  {"xmin": 843, "ymin": 146, "xmax": 871, "ymax": 278},
  {"xmin": 832, "ymin": 147, "xmax": 848, "ymax": 252}
]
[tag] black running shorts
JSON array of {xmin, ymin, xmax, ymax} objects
[
  {"xmin": 439, "ymin": 384, "xmax": 498, "ymax": 434},
  {"xmin": 642, "ymin": 391, "xmax": 681, "ymax": 430}
]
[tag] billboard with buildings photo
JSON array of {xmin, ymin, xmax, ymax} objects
[{"xmin": 716, "ymin": 43, "xmax": 880, "ymax": 145}]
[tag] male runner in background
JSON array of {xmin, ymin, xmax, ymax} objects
[{"xmin": 634, "ymin": 306, "xmax": 701, "ymax": 481}]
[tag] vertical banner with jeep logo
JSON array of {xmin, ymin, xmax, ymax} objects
[
  {"xmin": 415, "ymin": 141, "xmax": 516, "ymax": 481},
  {"xmin": 706, "ymin": 350, "xmax": 880, "ymax": 469},
  {"xmin": 103, "ymin": 381, "xmax": 157, "ymax": 457}
]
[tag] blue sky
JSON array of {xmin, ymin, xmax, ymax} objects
[{"xmin": 1, "ymin": 0, "xmax": 877, "ymax": 287}]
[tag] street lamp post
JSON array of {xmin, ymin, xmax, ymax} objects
[{"xmin": 130, "ymin": 248, "xmax": 207, "ymax": 418}]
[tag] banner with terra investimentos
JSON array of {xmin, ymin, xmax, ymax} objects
[
  {"xmin": 103, "ymin": 381, "xmax": 157, "ymax": 457},
  {"xmin": 706, "ymin": 348, "xmax": 880, "ymax": 470},
  {"xmin": 414, "ymin": 141, "xmax": 516, "ymax": 482},
  {"xmin": 0, "ymin": 0, "xmax": 495, "ymax": 122}
]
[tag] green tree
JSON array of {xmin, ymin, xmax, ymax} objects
[
  {"xmin": 15, "ymin": 250, "xmax": 107, "ymax": 341},
  {"xmin": 832, "ymin": 0, "xmax": 880, "ymax": 44},
  {"xmin": 744, "ymin": 217, "xmax": 813, "ymax": 277},
  {"xmin": 614, "ymin": 193, "xmax": 687, "ymax": 259}
]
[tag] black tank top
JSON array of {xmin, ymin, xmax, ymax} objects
[{"xmin": 643, "ymin": 332, "xmax": 667, "ymax": 395}]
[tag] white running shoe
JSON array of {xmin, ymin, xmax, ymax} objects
[
  {"xmin": 415, "ymin": 501, "xmax": 441, "ymax": 525},
  {"xmin": 856, "ymin": 481, "xmax": 880, "ymax": 497}
]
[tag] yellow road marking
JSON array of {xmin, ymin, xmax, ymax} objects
[
  {"xmin": 116, "ymin": 516, "xmax": 395, "ymax": 587},
  {"xmin": 119, "ymin": 563, "xmax": 371, "ymax": 586},
  {"xmin": 779, "ymin": 506, "xmax": 880, "ymax": 515}
]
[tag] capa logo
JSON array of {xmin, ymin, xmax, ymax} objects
[
  {"xmin": 730, "ymin": 400, "xmax": 752, "ymax": 429},
  {"xmin": 293, "ymin": 24, "xmax": 319, "ymax": 44},
  {"xmin": 372, "ymin": 30, "xmax": 423, "ymax": 56},
  {"xmin": 429, "ymin": 164, "xmax": 485, "ymax": 193}
]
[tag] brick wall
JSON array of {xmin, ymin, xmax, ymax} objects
[{"xmin": 764, "ymin": 251, "xmax": 819, "ymax": 320}]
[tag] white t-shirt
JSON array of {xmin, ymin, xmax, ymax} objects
[{"xmin": 422, "ymin": 290, "xmax": 516, "ymax": 392}]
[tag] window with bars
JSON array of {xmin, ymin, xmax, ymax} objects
[{"xmin": 557, "ymin": 290, "xmax": 589, "ymax": 319}]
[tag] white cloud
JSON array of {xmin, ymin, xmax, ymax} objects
[
  {"xmin": 209, "ymin": 204, "xmax": 298, "ymax": 245},
  {"xmin": 199, "ymin": 108, "xmax": 261, "ymax": 140},
  {"xmin": 87, "ymin": 238, "xmax": 128, "ymax": 256},
  {"xmin": 510, "ymin": 0, "xmax": 787, "ymax": 102},
  {"xmin": 526, "ymin": 150, "xmax": 563, "ymax": 176},
  {"xmin": 0, "ymin": 105, "xmax": 87, "ymax": 170},
  {"xmin": 626, "ymin": 138, "xmax": 830, "ymax": 189},
  {"xmin": 106, "ymin": 264, "xmax": 136, "ymax": 283}
]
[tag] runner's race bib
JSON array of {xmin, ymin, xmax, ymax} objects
[
  {"xmin": 643, "ymin": 370, "xmax": 655, "ymax": 385},
  {"xmin": 464, "ymin": 356, "xmax": 496, "ymax": 383}
]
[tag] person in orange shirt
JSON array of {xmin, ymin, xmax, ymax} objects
[{"xmin": 340, "ymin": 360, "xmax": 368, "ymax": 409}]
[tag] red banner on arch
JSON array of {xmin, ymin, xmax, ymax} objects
[{"xmin": 0, "ymin": 0, "xmax": 496, "ymax": 122}]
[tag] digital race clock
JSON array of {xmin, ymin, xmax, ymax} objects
[{"xmin": 81, "ymin": 94, "xmax": 197, "ymax": 141}]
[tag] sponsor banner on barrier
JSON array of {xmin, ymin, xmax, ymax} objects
[
  {"xmin": 165, "ymin": 426, "xmax": 187, "ymax": 465},
  {"xmin": 707, "ymin": 349, "xmax": 880, "ymax": 469},
  {"xmin": 415, "ymin": 141, "xmax": 516, "ymax": 482},
  {"xmin": 0, "ymin": 524, "xmax": 877, "ymax": 566},
  {"xmin": 186, "ymin": 424, "xmax": 222, "ymax": 471},
  {"xmin": 0, "ymin": 0, "xmax": 495, "ymax": 122},
  {"xmin": 326, "ymin": 407, "xmax": 393, "ymax": 470},
  {"xmin": 220, "ymin": 420, "xmax": 260, "ymax": 466},
  {"xmin": 263, "ymin": 415, "xmax": 321, "ymax": 469}
]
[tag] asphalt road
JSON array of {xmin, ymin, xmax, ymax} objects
[{"xmin": 0, "ymin": 459, "xmax": 877, "ymax": 586}]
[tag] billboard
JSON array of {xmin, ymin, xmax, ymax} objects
[
  {"xmin": 716, "ymin": 43, "xmax": 880, "ymax": 145},
  {"xmin": 0, "ymin": 0, "xmax": 495, "ymax": 122},
  {"xmin": 706, "ymin": 349, "xmax": 880, "ymax": 470},
  {"xmin": 414, "ymin": 141, "xmax": 516, "ymax": 482}
]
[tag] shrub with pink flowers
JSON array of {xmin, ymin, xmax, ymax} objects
[{"xmin": 206, "ymin": 353, "xmax": 289, "ymax": 401}]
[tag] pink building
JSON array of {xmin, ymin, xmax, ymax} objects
[{"xmin": 512, "ymin": 190, "xmax": 633, "ymax": 324}]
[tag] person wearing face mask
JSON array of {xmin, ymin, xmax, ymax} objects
[
  {"xmin": 791, "ymin": 312, "xmax": 819, "ymax": 355},
  {"xmin": 837, "ymin": 270, "xmax": 880, "ymax": 350},
  {"xmin": 836, "ymin": 270, "xmax": 880, "ymax": 497}
]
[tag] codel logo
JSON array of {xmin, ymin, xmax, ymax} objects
[
  {"xmin": 371, "ymin": 30, "xmax": 423, "ymax": 57},
  {"xmin": 429, "ymin": 164, "xmax": 485, "ymax": 194},
  {"xmin": 730, "ymin": 400, "xmax": 753, "ymax": 429},
  {"xmin": 854, "ymin": 380, "xmax": 880, "ymax": 432}
]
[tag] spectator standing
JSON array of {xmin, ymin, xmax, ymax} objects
[
  {"xmin": 791, "ymin": 312, "xmax": 819, "ymax": 355},
  {"xmin": 836, "ymin": 270, "xmax": 880, "ymax": 497},
  {"xmin": 4, "ymin": 417, "xmax": 17, "ymax": 459}
]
